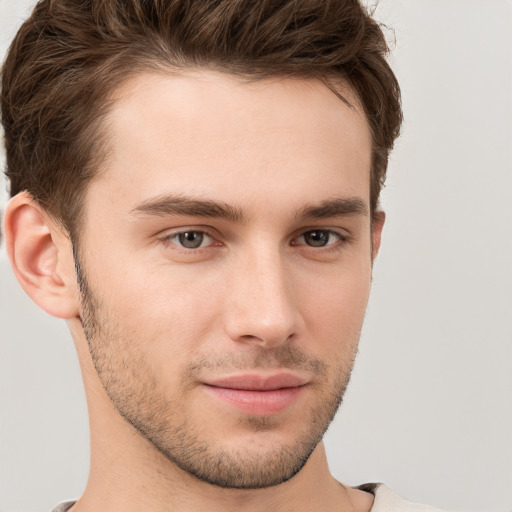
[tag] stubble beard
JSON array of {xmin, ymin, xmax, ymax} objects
[{"xmin": 74, "ymin": 252, "xmax": 359, "ymax": 489}]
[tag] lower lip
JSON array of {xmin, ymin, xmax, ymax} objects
[{"xmin": 203, "ymin": 385, "xmax": 303, "ymax": 416}]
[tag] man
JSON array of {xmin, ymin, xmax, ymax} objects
[{"xmin": 1, "ymin": 1, "xmax": 447, "ymax": 510}]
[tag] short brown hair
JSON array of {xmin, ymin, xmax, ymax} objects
[{"xmin": 1, "ymin": 0, "xmax": 402, "ymax": 237}]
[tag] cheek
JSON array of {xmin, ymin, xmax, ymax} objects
[
  {"xmin": 299, "ymin": 262, "xmax": 372, "ymax": 344},
  {"xmin": 101, "ymin": 263, "xmax": 221, "ymax": 353}
]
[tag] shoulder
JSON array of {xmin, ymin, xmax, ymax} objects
[
  {"xmin": 49, "ymin": 502, "xmax": 76, "ymax": 512},
  {"xmin": 357, "ymin": 483, "xmax": 450, "ymax": 512}
]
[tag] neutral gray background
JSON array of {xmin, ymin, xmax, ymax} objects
[{"xmin": 1, "ymin": 1, "xmax": 511, "ymax": 511}]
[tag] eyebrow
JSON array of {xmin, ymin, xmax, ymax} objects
[
  {"xmin": 297, "ymin": 197, "xmax": 368, "ymax": 220},
  {"xmin": 130, "ymin": 194, "xmax": 368, "ymax": 223},
  {"xmin": 130, "ymin": 194, "xmax": 244, "ymax": 223}
]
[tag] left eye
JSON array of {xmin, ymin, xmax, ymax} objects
[
  {"xmin": 295, "ymin": 230, "xmax": 342, "ymax": 247},
  {"xmin": 167, "ymin": 231, "xmax": 213, "ymax": 249}
]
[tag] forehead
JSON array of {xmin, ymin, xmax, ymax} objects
[{"xmin": 87, "ymin": 70, "xmax": 372, "ymax": 218}]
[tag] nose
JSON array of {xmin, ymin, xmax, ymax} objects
[{"xmin": 223, "ymin": 248, "xmax": 302, "ymax": 348}]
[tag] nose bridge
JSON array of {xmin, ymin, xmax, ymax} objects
[{"xmin": 224, "ymin": 243, "xmax": 299, "ymax": 346}]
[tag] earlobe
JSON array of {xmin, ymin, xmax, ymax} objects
[
  {"xmin": 371, "ymin": 210, "xmax": 385, "ymax": 260},
  {"xmin": 3, "ymin": 192, "xmax": 79, "ymax": 319}
]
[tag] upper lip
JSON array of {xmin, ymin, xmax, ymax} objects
[{"xmin": 203, "ymin": 373, "xmax": 307, "ymax": 391}]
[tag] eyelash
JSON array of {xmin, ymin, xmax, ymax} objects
[{"xmin": 161, "ymin": 228, "xmax": 349, "ymax": 253}]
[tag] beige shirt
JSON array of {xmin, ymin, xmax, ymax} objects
[
  {"xmin": 358, "ymin": 483, "xmax": 447, "ymax": 511},
  {"xmin": 50, "ymin": 483, "xmax": 447, "ymax": 511}
]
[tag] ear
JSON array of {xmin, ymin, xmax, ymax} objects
[
  {"xmin": 371, "ymin": 210, "xmax": 385, "ymax": 261},
  {"xmin": 3, "ymin": 192, "xmax": 80, "ymax": 319}
]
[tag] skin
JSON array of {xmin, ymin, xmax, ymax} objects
[{"xmin": 4, "ymin": 70, "xmax": 383, "ymax": 512}]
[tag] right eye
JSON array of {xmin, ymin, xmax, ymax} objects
[{"xmin": 165, "ymin": 230, "xmax": 214, "ymax": 249}]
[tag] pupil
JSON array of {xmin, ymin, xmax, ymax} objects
[
  {"xmin": 179, "ymin": 232, "xmax": 203, "ymax": 249},
  {"xmin": 305, "ymin": 231, "xmax": 328, "ymax": 247}
]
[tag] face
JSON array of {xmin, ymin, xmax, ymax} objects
[{"xmin": 75, "ymin": 71, "xmax": 377, "ymax": 489}]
